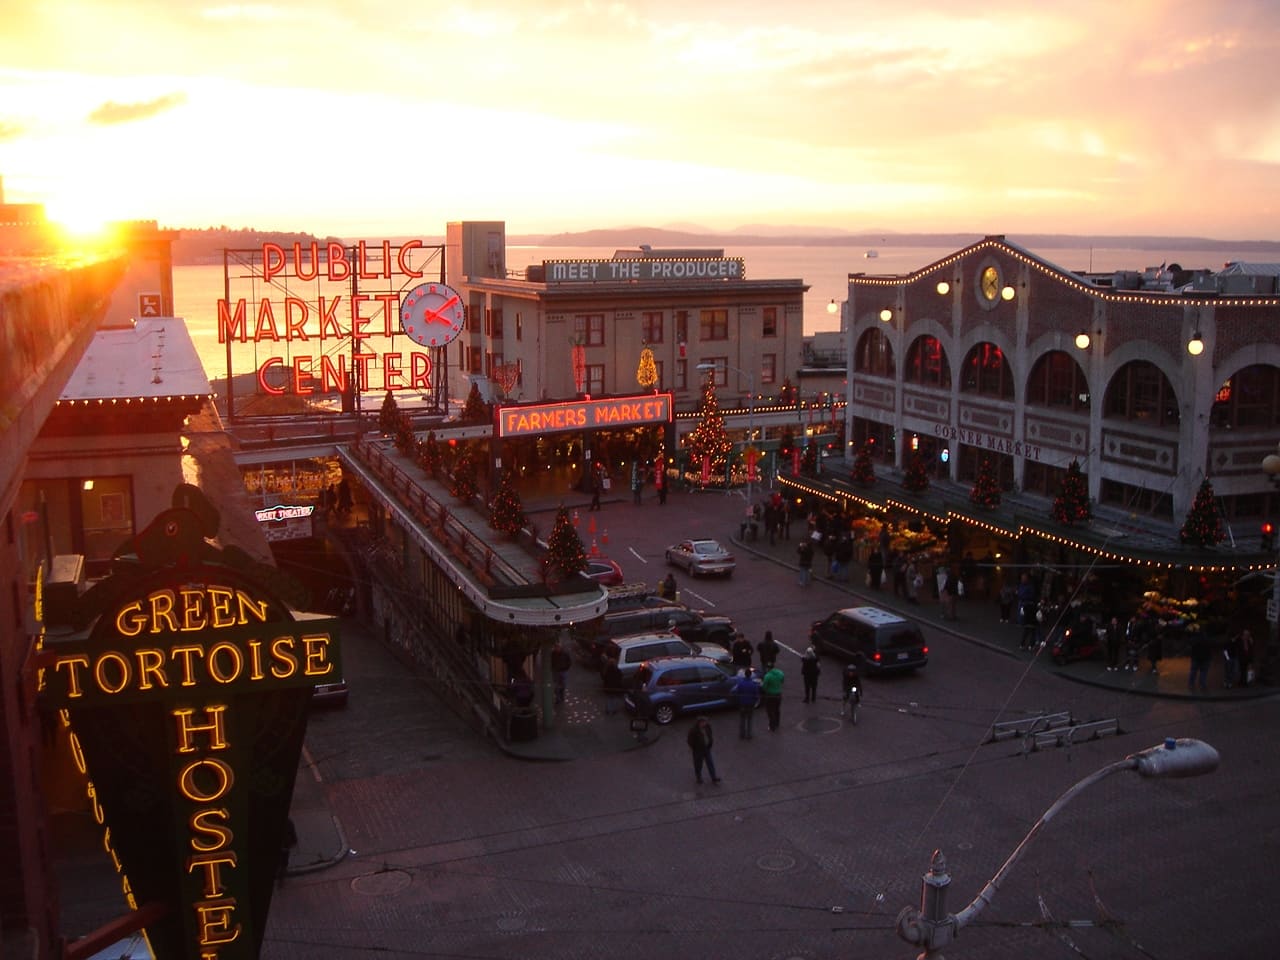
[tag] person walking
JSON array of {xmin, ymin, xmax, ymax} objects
[
  {"xmin": 686, "ymin": 716, "xmax": 720, "ymax": 784},
  {"xmin": 797, "ymin": 537, "xmax": 815, "ymax": 586},
  {"xmin": 1105, "ymin": 615, "xmax": 1123, "ymax": 671},
  {"xmin": 732, "ymin": 668, "xmax": 760, "ymax": 739},
  {"xmin": 631, "ymin": 460, "xmax": 643, "ymax": 506},
  {"xmin": 551, "ymin": 641, "xmax": 572, "ymax": 705},
  {"xmin": 868, "ymin": 548, "xmax": 884, "ymax": 590},
  {"xmin": 756, "ymin": 630, "xmax": 779, "ymax": 672},
  {"xmin": 589, "ymin": 468, "xmax": 603, "ymax": 511},
  {"xmin": 800, "ymin": 647, "xmax": 821, "ymax": 703},
  {"xmin": 781, "ymin": 499, "xmax": 793, "ymax": 539},
  {"xmin": 1017, "ymin": 573, "xmax": 1039, "ymax": 650},
  {"xmin": 654, "ymin": 455, "xmax": 667, "ymax": 505},
  {"xmin": 1238, "ymin": 628, "xmax": 1255, "ymax": 687},
  {"xmin": 941, "ymin": 565, "xmax": 960, "ymax": 621},
  {"xmin": 601, "ymin": 656, "xmax": 624, "ymax": 715},
  {"xmin": 760, "ymin": 662, "xmax": 785, "ymax": 731},
  {"xmin": 998, "ymin": 580, "xmax": 1016, "ymax": 623},
  {"xmin": 730, "ymin": 631, "xmax": 754, "ymax": 674},
  {"xmin": 1188, "ymin": 631, "xmax": 1212, "ymax": 693},
  {"xmin": 906, "ymin": 560, "xmax": 921, "ymax": 605},
  {"xmin": 835, "ymin": 535, "xmax": 854, "ymax": 583}
]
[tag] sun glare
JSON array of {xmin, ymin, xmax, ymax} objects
[{"xmin": 44, "ymin": 201, "xmax": 114, "ymax": 241}]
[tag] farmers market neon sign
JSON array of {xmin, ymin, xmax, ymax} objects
[{"xmin": 496, "ymin": 393, "xmax": 673, "ymax": 438}]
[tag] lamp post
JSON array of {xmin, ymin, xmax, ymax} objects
[
  {"xmin": 896, "ymin": 737, "xmax": 1220, "ymax": 959},
  {"xmin": 697, "ymin": 361, "xmax": 756, "ymax": 505}
]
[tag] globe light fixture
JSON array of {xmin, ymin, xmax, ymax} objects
[
  {"xmin": 1075, "ymin": 330, "xmax": 1091, "ymax": 350},
  {"xmin": 1000, "ymin": 285, "xmax": 1016, "ymax": 301},
  {"xmin": 936, "ymin": 281, "xmax": 950, "ymax": 295},
  {"xmin": 1187, "ymin": 331, "xmax": 1205, "ymax": 356},
  {"xmin": 879, "ymin": 308, "xmax": 892, "ymax": 322},
  {"xmin": 827, "ymin": 298, "xmax": 839, "ymax": 314}
]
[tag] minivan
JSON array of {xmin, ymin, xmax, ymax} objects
[
  {"xmin": 809, "ymin": 606, "xmax": 929, "ymax": 673},
  {"xmin": 575, "ymin": 604, "xmax": 736, "ymax": 669}
]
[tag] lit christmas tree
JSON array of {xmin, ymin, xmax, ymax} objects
[
  {"xmin": 851, "ymin": 443, "xmax": 876, "ymax": 487},
  {"xmin": 636, "ymin": 347, "xmax": 658, "ymax": 391},
  {"xmin": 544, "ymin": 505, "xmax": 587, "ymax": 582},
  {"xmin": 778, "ymin": 378, "xmax": 796, "ymax": 405},
  {"xmin": 1051, "ymin": 459, "xmax": 1091, "ymax": 526},
  {"xmin": 801, "ymin": 438, "xmax": 818, "ymax": 476},
  {"xmin": 460, "ymin": 382, "xmax": 490, "ymax": 424},
  {"xmin": 489, "ymin": 468, "xmax": 527, "ymax": 538},
  {"xmin": 394, "ymin": 409, "xmax": 416, "ymax": 453},
  {"xmin": 685, "ymin": 374, "xmax": 732, "ymax": 481},
  {"xmin": 418, "ymin": 430, "xmax": 441, "ymax": 478},
  {"xmin": 451, "ymin": 442, "xmax": 479, "ymax": 503},
  {"xmin": 903, "ymin": 452, "xmax": 930, "ymax": 493},
  {"xmin": 969, "ymin": 458, "xmax": 1001, "ymax": 508},
  {"xmin": 779, "ymin": 427, "xmax": 796, "ymax": 462},
  {"xmin": 1180, "ymin": 478, "xmax": 1225, "ymax": 547},
  {"xmin": 378, "ymin": 389, "xmax": 400, "ymax": 435}
]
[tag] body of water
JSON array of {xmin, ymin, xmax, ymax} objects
[{"xmin": 173, "ymin": 241, "xmax": 1257, "ymax": 388}]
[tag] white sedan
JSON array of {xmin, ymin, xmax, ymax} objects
[{"xmin": 664, "ymin": 538, "xmax": 736, "ymax": 577}]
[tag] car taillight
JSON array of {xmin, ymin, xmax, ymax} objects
[
  {"xmin": 922, "ymin": 646, "xmax": 929, "ymax": 656},
  {"xmin": 872, "ymin": 652, "xmax": 882, "ymax": 663}
]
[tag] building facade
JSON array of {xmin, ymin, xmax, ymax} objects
[{"xmin": 844, "ymin": 236, "xmax": 1280, "ymax": 534}]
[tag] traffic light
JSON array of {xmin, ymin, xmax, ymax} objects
[{"xmin": 1262, "ymin": 521, "xmax": 1275, "ymax": 552}]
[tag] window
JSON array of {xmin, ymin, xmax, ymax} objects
[
  {"xmin": 904, "ymin": 336, "xmax": 951, "ymax": 388},
  {"xmin": 1022, "ymin": 460, "xmax": 1073, "ymax": 498},
  {"xmin": 704, "ymin": 357, "xmax": 728, "ymax": 387},
  {"xmin": 465, "ymin": 305, "xmax": 477, "ymax": 332},
  {"xmin": 761, "ymin": 354, "xmax": 777, "ymax": 385},
  {"xmin": 515, "ymin": 312, "xmax": 523, "ymax": 341},
  {"xmin": 575, "ymin": 314, "xmax": 605, "ymax": 346},
  {"xmin": 491, "ymin": 309, "xmax": 503, "ymax": 339},
  {"xmin": 763, "ymin": 307, "xmax": 778, "ymax": 338},
  {"xmin": 675, "ymin": 310, "xmax": 689, "ymax": 347},
  {"xmin": 469, "ymin": 346, "xmax": 483, "ymax": 373},
  {"xmin": 586, "ymin": 363, "xmax": 605, "ymax": 395},
  {"xmin": 1028, "ymin": 351, "xmax": 1090, "ymax": 411},
  {"xmin": 1210, "ymin": 364, "xmax": 1280, "ymax": 429},
  {"xmin": 960, "ymin": 342, "xmax": 1013, "ymax": 398},
  {"xmin": 699, "ymin": 309, "xmax": 728, "ymax": 341},
  {"xmin": 1099, "ymin": 478, "xmax": 1173, "ymax": 519},
  {"xmin": 1104, "ymin": 361, "xmax": 1179, "ymax": 427},
  {"xmin": 855, "ymin": 329, "xmax": 895, "ymax": 377},
  {"xmin": 642, "ymin": 311, "xmax": 664, "ymax": 344},
  {"xmin": 675, "ymin": 359, "xmax": 687, "ymax": 390}
]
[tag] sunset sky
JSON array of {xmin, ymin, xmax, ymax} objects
[{"xmin": 2, "ymin": 0, "xmax": 1277, "ymax": 239}]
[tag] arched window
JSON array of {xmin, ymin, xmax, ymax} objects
[
  {"xmin": 904, "ymin": 336, "xmax": 951, "ymax": 388},
  {"xmin": 1027, "ymin": 350, "xmax": 1090, "ymax": 411},
  {"xmin": 855, "ymin": 328, "xmax": 895, "ymax": 377},
  {"xmin": 960, "ymin": 342, "xmax": 1013, "ymax": 398},
  {"xmin": 1103, "ymin": 361, "xmax": 1179, "ymax": 427},
  {"xmin": 1210, "ymin": 364, "xmax": 1280, "ymax": 429}
]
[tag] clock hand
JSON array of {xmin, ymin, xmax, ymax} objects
[{"xmin": 422, "ymin": 294, "xmax": 461, "ymax": 325}]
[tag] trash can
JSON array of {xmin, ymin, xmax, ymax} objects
[{"xmin": 508, "ymin": 706, "xmax": 538, "ymax": 742}]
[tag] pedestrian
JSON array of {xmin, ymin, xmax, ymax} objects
[
  {"xmin": 998, "ymin": 581, "xmax": 1016, "ymax": 623},
  {"xmin": 797, "ymin": 537, "xmax": 815, "ymax": 586},
  {"xmin": 730, "ymin": 631, "xmax": 754, "ymax": 673},
  {"xmin": 906, "ymin": 560, "xmax": 922, "ymax": 604},
  {"xmin": 1147, "ymin": 624, "xmax": 1163, "ymax": 673},
  {"xmin": 801, "ymin": 647, "xmax": 821, "ymax": 703},
  {"xmin": 756, "ymin": 630, "xmax": 779, "ymax": 671},
  {"xmin": 868, "ymin": 548, "xmax": 884, "ymax": 590},
  {"xmin": 631, "ymin": 461, "xmax": 643, "ymax": 506},
  {"xmin": 654, "ymin": 455, "xmax": 667, "ymax": 505},
  {"xmin": 941, "ymin": 565, "xmax": 960, "ymax": 620},
  {"xmin": 822, "ymin": 532, "xmax": 837, "ymax": 578},
  {"xmin": 781, "ymin": 499, "xmax": 793, "ymax": 539},
  {"xmin": 1188, "ymin": 632, "xmax": 1212, "ymax": 693},
  {"xmin": 336, "ymin": 477, "xmax": 353, "ymax": 514},
  {"xmin": 1123, "ymin": 617, "xmax": 1141, "ymax": 671},
  {"xmin": 551, "ymin": 641, "xmax": 572, "ymax": 705},
  {"xmin": 760, "ymin": 662, "xmax": 785, "ymax": 731},
  {"xmin": 589, "ymin": 468, "xmax": 602, "ymax": 511},
  {"xmin": 892, "ymin": 551, "xmax": 907, "ymax": 598},
  {"xmin": 732, "ymin": 668, "xmax": 760, "ymax": 739},
  {"xmin": 657, "ymin": 571, "xmax": 678, "ymax": 601},
  {"xmin": 686, "ymin": 716, "xmax": 720, "ymax": 784},
  {"xmin": 1017, "ymin": 573, "xmax": 1038, "ymax": 649},
  {"xmin": 878, "ymin": 522, "xmax": 891, "ymax": 559},
  {"xmin": 601, "ymin": 656, "xmax": 624, "ymax": 715},
  {"xmin": 1105, "ymin": 615, "xmax": 1123, "ymax": 671},
  {"xmin": 1238, "ymin": 628, "xmax": 1255, "ymax": 687},
  {"xmin": 835, "ymin": 535, "xmax": 854, "ymax": 583}
]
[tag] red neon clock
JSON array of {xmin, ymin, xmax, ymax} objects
[{"xmin": 401, "ymin": 282, "xmax": 465, "ymax": 347}]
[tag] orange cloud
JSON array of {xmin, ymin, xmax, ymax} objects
[{"xmin": 87, "ymin": 93, "xmax": 187, "ymax": 126}]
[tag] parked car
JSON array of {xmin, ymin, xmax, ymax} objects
[
  {"xmin": 664, "ymin": 538, "xmax": 736, "ymax": 577},
  {"xmin": 574, "ymin": 603, "xmax": 737, "ymax": 668},
  {"xmin": 809, "ymin": 606, "xmax": 929, "ymax": 674},
  {"xmin": 625, "ymin": 656, "xmax": 755, "ymax": 725},
  {"xmin": 604, "ymin": 633, "xmax": 733, "ymax": 682},
  {"xmin": 584, "ymin": 558, "xmax": 624, "ymax": 586}
]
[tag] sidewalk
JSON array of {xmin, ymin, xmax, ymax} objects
[{"xmin": 724, "ymin": 521, "xmax": 1274, "ymax": 704}]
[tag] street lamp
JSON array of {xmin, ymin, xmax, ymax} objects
[
  {"xmin": 696, "ymin": 361, "xmax": 757, "ymax": 505},
  {"xmin": 896, "ymin": 737, "xmax": 1219, "ymax": 958}
]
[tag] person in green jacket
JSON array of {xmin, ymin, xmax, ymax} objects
[{"xmin": 760, "ymin": 664, "xmax": 785, "ymax": 731}]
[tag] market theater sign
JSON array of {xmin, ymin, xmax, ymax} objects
[
  {"xmin": 496, "ymin": 393, "xmax": 674, "ymax": 438},
  {"xmin": 41, "ymin": 570, "xmax": 340, "ymax": 959}
]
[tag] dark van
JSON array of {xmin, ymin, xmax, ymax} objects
[
  {"xmin": 809, "ymin": 606, "xmax": 929, "ymax": 673},
  {"xmin": 575, "ymin": 604, "xmax": 736, "ymax": 669}
]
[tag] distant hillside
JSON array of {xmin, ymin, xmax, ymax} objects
[{"xmin": 172, "ymin": 228, "xmax": 345, "ymax": 264}]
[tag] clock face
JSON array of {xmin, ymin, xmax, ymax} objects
[
  {"xmin": 980, "ymin": 266, "xmax": 1000, "ymax": 302},
  {"xmin": 400, "ymin": 282, "xmax": 465, "ymax": 347}
]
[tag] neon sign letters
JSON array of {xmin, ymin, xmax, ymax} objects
[{"xmin": 496, "ymin": 393, "xmax": 673, "ymax": 438}]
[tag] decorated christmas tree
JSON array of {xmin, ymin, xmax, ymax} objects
[
  {"xmin": 460, "ymin": 382, "xmax": 490, "ymax": 424},
  {"xmin": 801, "ymin": 439, "xmax": 818, "ymax": 476},
  {"xmin": 636, "ymin": 347, "xmax": 658, "ymax": 391},
  {"xmin": 851, "ymin": 443, "xmax": 876, "ymax": 487},
  {"xmin": 778, "ymin": 378, "xmax": 797, "ymax": 405},
  {"xmin": 378, "ymin": 389, "xmax": 400, "ymax": 435},
  {"xmin": 418, "ymin": 430, "xmax": 441, "ymax": 478},
  {"xmin": 1180, "ymin": 478, "xmax": 1225, "ymax": 547},
  {"xmin": 489, "ymin": 468, "xmax": 527, "ymax": 538},
  {"xmin": 685, "ymin": 374, "xmax": 732, "ymax": 480},
  {"xmin": 544, "ymin": 505, "xmax": 587, "ymax": 582},
  {"xmin": 394, "ymin": 409, "xmax": 416, "ymax": 453},
  {"xmin": 1051, "ymin": 459, "xmax": 1092, "ymax": 526},
  {"xmin": 969, "ymin": 458, "xmax": 1001, "ymax": 508},
  {"xmin": 451, "ymin": 443, "xmax": 479, "ymax": 503},
  {"xmin": 903, "ymin": 452, "xmax": 930, "ymax": 493},
  {"xmin": 779, "ymin": 427, "xmax": 796, "ymax": 465}
]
